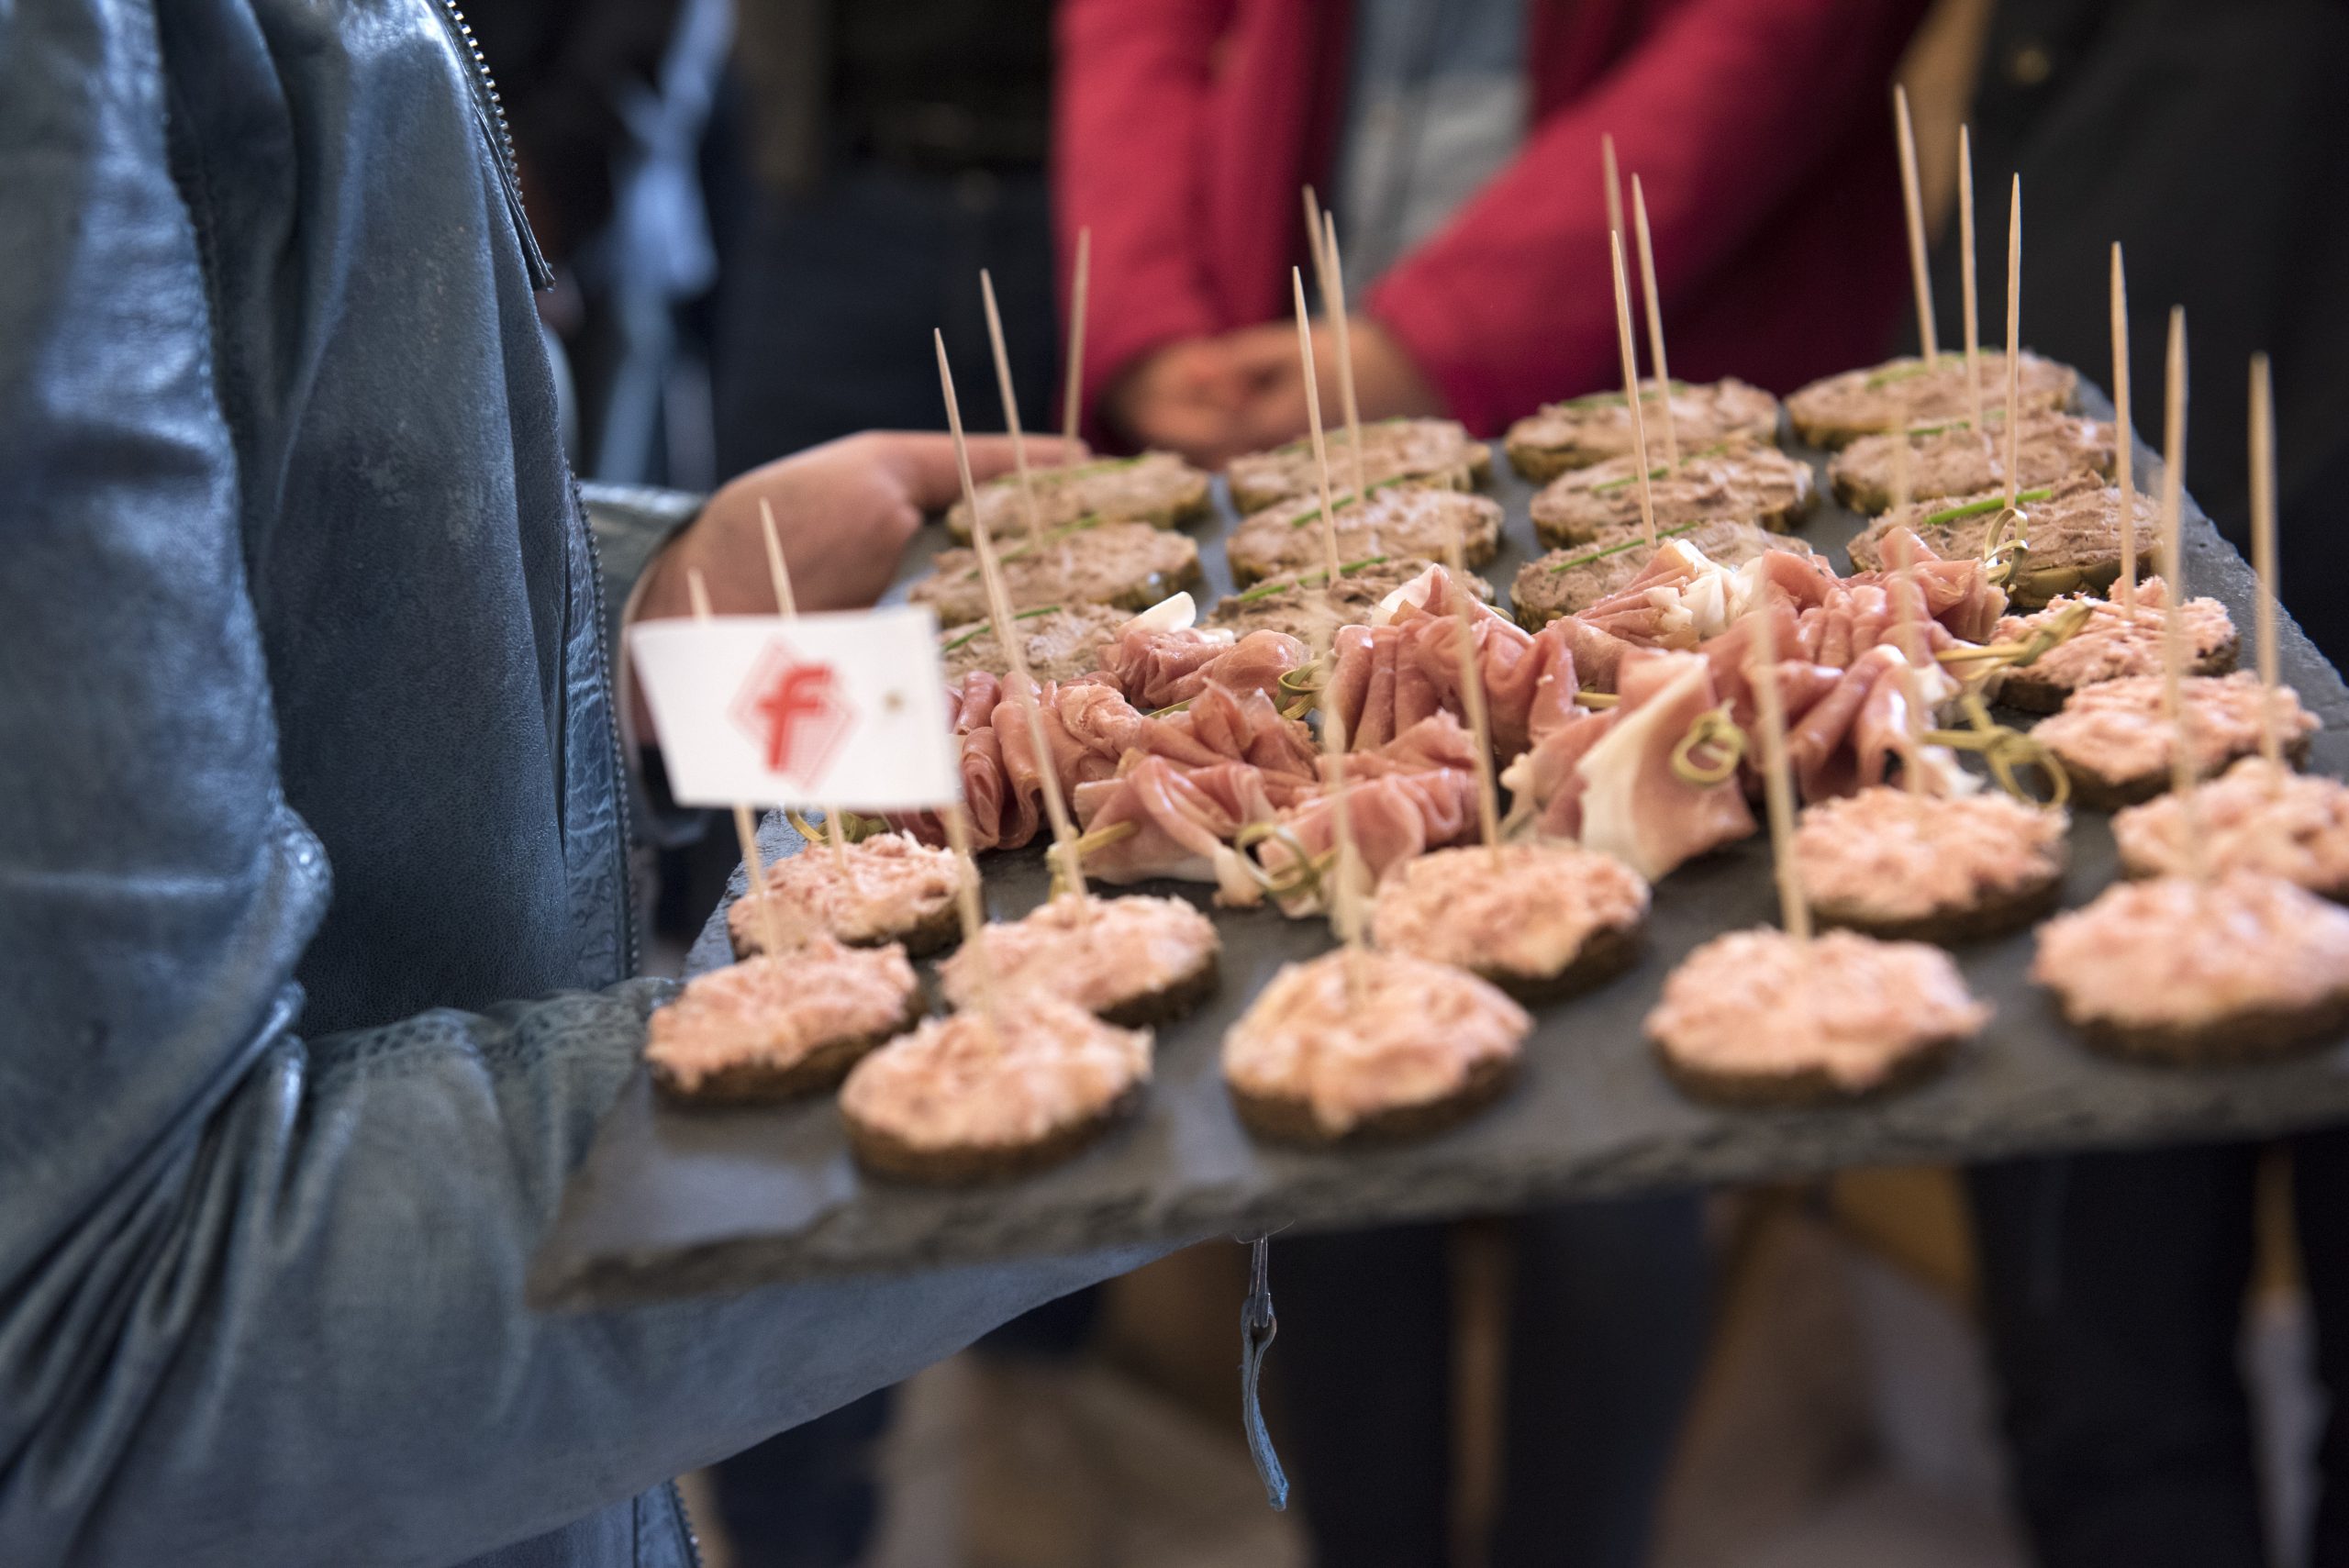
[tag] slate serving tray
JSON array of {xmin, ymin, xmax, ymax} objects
[{"xmin": 530, "ymin": 390, "xmax": 2349, "ymax": 1311}]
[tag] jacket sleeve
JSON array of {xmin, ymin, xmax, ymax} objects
[
  {"xmin": 1053, "ymin": 0, "xmax": 1235, "ymax": 418},
  {"xmin": 1365, "ymin": 0, "xmax": 1930, "ymax": 434},
  {"xmin": 0, "ymin": 10, "xmax": 1151, "ymax": 1567}
]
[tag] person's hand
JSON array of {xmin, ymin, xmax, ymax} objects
[
  {"xmin": 1211, "ymin": 315, "xmax": 1446, "ymax": 454},
  {"xmin": 1101, "ymin": 339, "xmax": 1253, "ymax": 465},
  {"xmin": 632, "ymin": 429, "xmax": 1078, "ymax": 626}
]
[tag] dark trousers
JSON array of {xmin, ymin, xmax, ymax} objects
[
  {"xmin": 1270, "ymin": 1194, "xmax": 1711, "ymax": 1568},
  {"xmin": 1969, "ymin": 1131, "xmax": 2349, "ymax": 1568},
  {"xmin": 707, "ymin": 160, "xmax": 1057, "ymax": 479}
]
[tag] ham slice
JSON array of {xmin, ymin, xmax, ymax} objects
[
  {"xmin": 1323, "ymin": 565, "xmax": 1580, "ymax": 758},
  {"xmin": 1571, "ymin": 651, "xmax": 1758, "ymax": 878},
  {"xmin": 1097, "ymin": 623, "xmax": 1309, "ymax": 709},
  {"xmin": 1073, "ymin": 755, "xmax": 1280, "ymax": 903}
]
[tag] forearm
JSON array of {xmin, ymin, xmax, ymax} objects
[{"xmin": 2, "ymin": 971, "xmax": 1152, "ymax": 1567}]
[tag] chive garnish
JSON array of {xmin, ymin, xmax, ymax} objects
[
  {"xmin": 941, "ymin": 604, "xmax": 1063, "ymax": 653},
  {"xmin": 1234, "ymin": 555, "xmax": 1391, "ymax": 602},
  {"xmin": 1544, "ymin": 518, "xmax": 1710, "ymax": 573},
  {"xmin": 1920, "ymin": 486, "xmax": 2053, "ymax": 528},
  {"xmin": 1286, "ymin": 474, "xmax": 1417, "ymax": 528},
  {"xmin": 1863, "ymin": 357, "xmax": 1947, "ymax": 388}
]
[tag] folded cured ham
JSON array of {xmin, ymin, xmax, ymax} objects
[
  {"xmin": 1322, "ymin": 565, "xmax": 1580, "ymax": 759},
  {"xmin": 1246, "ymin": 717, "xmax": 1485, "ymax": 916},
  {"xmin": 1072, "ymin": 756, "xmax": 1285, "ymax": 902}
]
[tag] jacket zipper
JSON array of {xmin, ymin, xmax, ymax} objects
[{"xmin": 429, "ymin": 0, "xmax": 556, "ymax": 290}]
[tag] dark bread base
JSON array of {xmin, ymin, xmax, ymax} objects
[
  {"xmin": 729, "ymin": 895, "xmax": 963, "ymax": 962},
  {"xmin": 2063, "ymin": 986, "xmax": 2349, "ymax": 1068},
  {"xmin": 1504, "ymin": 442, "xmax": 1582, "ymax": 485},
  {"xmin": 1230, "ymin": 1051, "xmax": 1519, "ymax": 1148},
  {"xmin": 1097, "ymin": 950, "xmax": 1220, "ymax": 1029},
  {"xmin": 651, "ymin": 989, "xmax": 926, "ymax": 1106},
  {"xmin": 2064, "ymin": 732, "xmax": 2311, "ymax": 812},
  {"xmin": 1998, "ymin": 636, "xmax": 2241, "ymax": 716},
  {"xmin": 1105, "ymin": 556, "xmax": 1207, "ymax": 613},
  {"xmin": 846, "ymin": 1081, "xmax": 1146, "ymax": 1184},
  {"xmin": 1655, "ymin": 1029, "xmax": 1960, "ymax": 1108},
  {"xmin": 1473, "ymin": 918, "xmax": 1645, "ymax": 1005},
  {"xmin": 1811, "ymin": 864, "xmax": 2065, "ymax": 945}
]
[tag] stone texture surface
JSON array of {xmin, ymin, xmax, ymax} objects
[{"xmin": 532, "ymin": 395, "xmax": 2349, "ymax": 1310}]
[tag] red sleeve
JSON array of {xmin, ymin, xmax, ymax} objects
[
  {"xmin": 1365, "ymin": 0, "xmax": 1930, "ymax": 434},
  {"xmin": 1053, "ymin": 0, "xmax": 1236, "ymax": 419}
]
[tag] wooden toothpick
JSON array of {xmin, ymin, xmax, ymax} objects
[
  {"xmin": 2156, "ymin": 306, "xmax": 2207, "ymax": 878},
  {"xmin": 1748, "ymin": 597, "xmax": 1812, "ymax": 941},
  {"xmin": 1889, "ymin": 529, "xmax": 1928, "ymax": 795},
  {"xmin": 1291, "ymin": 269, "xmax": 1344, "ymax": 586},
  {"xmin": 1958, "ymin": 125, "xmax": 1983, "ymax": 432},
  {"xmin": 1062, "ymin": 227, "xmax": 1091, "ymax": 455},
  {"xmin": 1631, "ymin": 175, "xmax": 1679, "ymax": 471},
  {"xmin": 687, "ymin": 567, "xmax": 790, "ymax": 960},
  {"xmin": 2111, "ymin": 243, "xmax": 2138, "ymax": 617},
  {"xmin": 1609, "ymin": 232, "xmax": 1659, "ymax": 549},
  {"xmin": 1894, "ymin": 85, "xmax": 1939, "ymax": 365},
  {"xmin": 1321, "ymin": 213, "xmax": 1372, "ymax": 512},
  {"xmin": 2250, "ymin": 352, "xmax": 2283, "ymax": 767},
  {"xmin": 1601, "ymin": 133, "xmax": 1625, "ymax": 242},
  {"xmin": 1303, "ymin": 185, "xmax": 1326, "ymax": 285},
  {"xmin": 939, "ymin": 800, "xmax": 1002, "ymax": 1029},
  {"xmin": 759, "ymin": 498, "xmax": 850, "ymax": 871},
  {"xmin": 979, "ymin": 270, "xmax": 1051, "ymax": 560},
  {"xmin": 2002, "ymin": 175, "xmax": 2022, "ymax": 512},
  {"xmin": 1443, "ymin": 518, "xmax": 1504, "ymax": 861},
  {"xmin": 937, "ymin": 329, "xmax": 1091, "ymax": 903}
]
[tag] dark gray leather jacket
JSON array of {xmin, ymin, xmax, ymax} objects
[{"xmin": 0, "ymin": 3, "xmax": 1142, "ymax": 1563}]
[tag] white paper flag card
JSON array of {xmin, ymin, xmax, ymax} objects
[{"xmin": 629, "ymin": 606, "xmax": 959, "ymax": 810}]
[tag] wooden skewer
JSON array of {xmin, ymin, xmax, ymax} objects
[
  {"xmin": 1631, "ymin": 175, "xmax": 1679, "ymax": 471},
  {"xmin": 759, "ymin": 499, "xmax": 850, "ymax": 871},
  {"xmin": 2111, "ymin": 243, "xmax": 2138, "ymax": 617},
  {"xmin": 1292, "ymin": 269, "xmax": 1344, "ymax": 587},
  {"xmin": 2250, "ymin": 351, "xmax": 2283, "ymax": 767},
  {"xmin": 1894, "ymin": 84, "xmax": 1940, "ymax": 364},
  {"xmin": 686, "ymin": 567, "xmax": 791, "ymax": 960},
  {"xmin": 1748, "ymin": 596, "xmax": 1811, "ymax": 942},
  {"xmin": 937, "ymin": 328, "xmax": 1091, "ymax": 903},
  {"xmin": 979, "ymin": 270, "xmax": 1051, "ymax": 559},
  {"xmin": 1609, "ymin": 232, "xmax": 1659, "ymax": 549},
  {"xmin": 1442, "ymin": 517, "xmax": 1504, "ymax": 861},
  {"xmin": 1889, "ymin": 529, "xmax": 1928, "ymax": 795},
  {"xmin": 2001, "ymin": 175, "xmax": 2022, "ymax": 512},
  {"xmin": 1288, "ymin": 276, "xmax": 1365, "ymax": 967},
  {"xmin": 2156, "ymin": 306, "xmax": 2207, "ymax": 879},
  {"xmin": 1958, "ymin": 125, "xmax": 1983, "ymax": 432},
  {"xmin": 939, "ymin": 801, "xmax": 1002, "ymax": 1028},
  {"xmin": 1321, "ymin": 213, "xmax": 1372, "ymax": 513},
  {"xmin": 1601, "ymin": 133, "xmax": 1625, "ymax": 243},
  {"xmin": 1061, "ymin": 227, "xmax": 1091, "ymax": 455},
  {"xmin": 1303, "ymin": 185, "xmax": 1326, "ymax": 285}
]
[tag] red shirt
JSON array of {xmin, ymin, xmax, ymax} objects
[{"xmin": 1055, "ymin": 0, "xmax": 1931, "ymax": 437}]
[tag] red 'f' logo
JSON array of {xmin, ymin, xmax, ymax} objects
[{"xmin": 729, "ymin": 638, "xmax": 852, "ymax": 785}]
